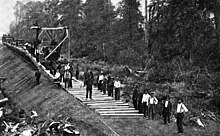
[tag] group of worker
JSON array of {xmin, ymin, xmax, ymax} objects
[
  {"xmin": 35, "ymin": 64, "xmax": 188, "ymax": 134},
  {"xmin": 83, "ymin": 69, "xmax": 121, "ymax": 101},
  {"xmin": 97, "ymin": 71, "xmax": 121, "ymax": 100},
  {"xmin": 132, "ymin": 85, "xmax": 188, "ymax": 133},
  {"xmin": 57, "ymin": 63, "xmax": 80, "ymax": 88}
]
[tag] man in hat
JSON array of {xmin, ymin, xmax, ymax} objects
[
  {"xmin": 142, "ymin": 89, "xmax": 151, "ymax": 118},
  {"xmin": 148, "ymin": 92, "xmax": 158, "ymax": 120},
  {"xmin": 163, "ymin": 95, "xmax": 172, "ymax": 124},
  {"xmin": 176, "ymin": 98, "xmax": 188, "ymax": 133}
]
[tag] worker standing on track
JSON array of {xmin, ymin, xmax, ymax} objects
[
  {"xmin": 84, "ymin": 68, "xmax": 94, "ymax": 100},
  {"xmin": 64, "ymin": 70, "xmax": 71, "ymax": 88},
  {"xmin": 101, "ymin": 74, "xmax": 107, "ymax": 95},
  {"xmin": 132, "ymin": 85, "xmax": 139, "ymax": 110},
  {"xmin": 148, "ymin": 92, "xmax": 158, "ymax": 120},
  {"xmin": 114, "ymin": 77, "xmax": 121, "ymax": 100},
  {"xmin": 138, "ymin": 90, "xmax": 143, "ymax": 113},
  {"xmin": 84, "ymin": 68, "xmax": 90, "ymax": 87},
  {"xmin": 68, "ymin": 65, "xmax": 74, "ymax": 88},
  {"xmin": 75, "ymin": 64, "xmax": 79, "ymax": 80},
  {"xmin": 142, "ymin": 89, "xmax": 151, "ymax": 119},
  {"xmin": 60, "ymin": 65, "xmax": 65, "ymax": 82},
  {"xmin": 107, "ymin": 75, "xmax": 114, "ymax": 97},
  {"xmin": 98, "ymin": 71, "xmax": 104, "ymax": 91}
]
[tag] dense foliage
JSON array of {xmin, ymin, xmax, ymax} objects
[{"xmin": 9, "ymin": 0, "xmax": 220, "ymax": 114}]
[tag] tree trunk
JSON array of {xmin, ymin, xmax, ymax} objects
[
  {"xmin": 129, "ymin": 6, "xmax": 133, "ymax": 48},
  {"xmin": 214, "ymin": 3, "xmax": 220, "ymax": 57},
  {"xmin": 145, "ymin": 0, "xmax": 148, "ymax": 44}
]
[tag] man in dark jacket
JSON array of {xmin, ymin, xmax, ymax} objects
[
  {"xmin": 132, "ymin": 85, "xmax": 139, "ymax": 110},
  {"xmin": 84, "ymin": 69, "xmax": 94, "ymax": 100},
  {"xmin": 107, "ymin": 75, "xmax": 112, "ymax": 96},
  {"xmin": 84, "ymin": 68, "xmax": 90, "ymax": 87},
  {"xmin": 75, "ymin": 64, "xmax": 79, "ymax": 80},
  {"xmin": 35, "ymin": 70, "xmax": 41, "ymax": 85},
  {"xmin": 163, "ymin": 95, "xmax": 172, "ymax": 124},
  {"xmin": 137, "ymin": 90, "xmax": 143, "ymax": 113}
]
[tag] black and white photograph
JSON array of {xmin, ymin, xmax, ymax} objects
[{"xmin": 0, "ymin": 0, "xmax": 220, "ymax": 135}]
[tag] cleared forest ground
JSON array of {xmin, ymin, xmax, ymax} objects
[
  {"xmin": 0, "ymin": 44, "xmax": 116, "ymax": 136},
  {"xmin": 0, "ymin": 43, "xmax": 219, "ymax": 136}
]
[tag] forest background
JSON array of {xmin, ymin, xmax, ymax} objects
[{"xmin": 9, "ymin": 0, "xmax": 220, "ymax": 123}]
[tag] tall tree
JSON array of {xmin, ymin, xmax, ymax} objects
[
  {"xmin": 148, "ymin": 0, "xmax": 216, "ymax": 64},
  {"xmin": 111, "ymin": 0, "xmax": 145, "ymax": 66},
  {"xmin": 76, "ymin": 0, "xmax": 116, "ymax": 60}
]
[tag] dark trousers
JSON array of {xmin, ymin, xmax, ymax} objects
[
  {"xmin": 177, "ymin": 113, "xmax": 184, "ymax": 133},
  {"xmin": 143, "ymin": 102, "xmax": 148, "ymax": 117},
  {"xmin": 36, "ymin": 77, "xmax": 40, "ymax": 85},
  {"xmin": 133, "ymin": 98, "xmax": 138, "ymax": 110},
  {"xmin": 149, "ymin": 105, "xmax": 155, "ymax": 120},
  {"xmin": 102, "ymin": 84, "xmax": 106, "ymax": 94},
  {"xmin": 86, "ymin": 85, "xmax": 92, "ymax": 99},
  {"xmin": 76, "ymin": 71, "xmax": 79, "ymax": 80},
  {"xmin": 64, "ymin": 78, "xmax": 69, "ymax": 88},
  {"xmin": 68, "ymin": 78, "xmax": 72, "ymax": 88},
  {"xmin": 115, "ymin": 88, "xmax": 120, "ymax": 100},
  {"xmin": 36, "ymin": 53, "xmax": 39, "ymax": 62},
  {"xmin": 98, "ymin": 81, "xmax": 102, "ymax": 91},
  {"xmin": 107, "ymin": 86, "xmax": 110, "ymax": 96},
  {"xmin": 60, "ymin": 74, "xmax": 64, "ymax": 82},
  {"xmin": 108, "ymin": 86, "xmax": 113, "ymax": 97},
  {"xmin": 138, "ymin": 100, "xmax": 143, "ymax": 113},
  {"xmin": 163, "ymin": 111, "xmax": 171, "ymax": 124}
]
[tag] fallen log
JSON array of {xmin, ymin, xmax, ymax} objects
[{"xmin": 189, "ymin": 117, "xmax": 205, "ymax": 128}]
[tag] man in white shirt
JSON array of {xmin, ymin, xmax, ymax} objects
[
  {"xmin": 148, "ymin": 92, "xmax": 158, "ymax": 120},
  {"xmin": 114, "ymin": 77, "xmax": 121, "ymax": 100},
  {"xmin": 176, "ymin": 98, "xmax": 188, "ymax": 133},
  {"xmin": 142, "ymin": 89, "xmax": 151, "ymax": 118},
  {"xmin": 98, "ymin": 71, "xmax": 104, "ymax": 91}
]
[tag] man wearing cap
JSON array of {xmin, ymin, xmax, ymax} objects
[
  {"xmin": 148, "ymin": 92, "xmax": 158, "ymax": 120},
  {"xmin": 163, "ymin": 95, "xmax": 172, "ymax": 124},
  {"xmin": 142, "ymin": 89, "xmax": 151, "ymax": 118},
  {"xmin": 176, "ymin": 98, "xmax": 188, "ymax": 133}
]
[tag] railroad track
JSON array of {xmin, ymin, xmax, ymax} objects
[{"xmin": 62, "ymin": 80, "xmax": 144, "ymax": 119}]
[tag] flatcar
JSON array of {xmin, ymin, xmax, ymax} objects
[{"xmin": 2, "ymin": 34, "xmax": 14, "ymax": 43}]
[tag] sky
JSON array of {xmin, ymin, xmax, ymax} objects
[
  {"xmin": 0, "ymin": 0, "xmax": 41, "ymax": 36},
  {"xmin": 0, "ymin": 0, "xmax": 146, "ymax": 36}
]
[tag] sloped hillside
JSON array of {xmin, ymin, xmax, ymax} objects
[{"xmin": 0, "ymin": 44, "xmax": 116, "ymax": 136}]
